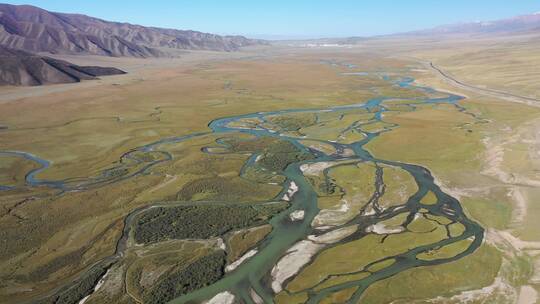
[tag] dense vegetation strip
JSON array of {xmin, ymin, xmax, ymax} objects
[
  {"xmin": 144, "ymin": 250, "xmax": 227, "ymax": 304},
  {"xmin": 134, "ymin": 203, "xmax": 288, "ymax": 244}
]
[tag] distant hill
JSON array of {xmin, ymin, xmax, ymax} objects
[
  {"xmin": 0, "ymin": 3, "xmax": 264, "ymax": 58},
  {"xmin": 0, "ymin": 45, "xmax": 125, "ymax": 86},
  {"xmin": 404, "ymin": 12, "xmax": 540, "ymax": 36},
  {"xmin": 335, "ymin": 12, "xmax": 540, "ymax": 45}
]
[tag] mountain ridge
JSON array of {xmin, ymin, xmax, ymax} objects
[{"xmin": 0, "ymin": 3, "xmax": 265, "ymax": 58}]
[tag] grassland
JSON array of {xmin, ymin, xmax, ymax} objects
[
  {"xmin": 226, "ymin": 224, "xmax": 272, "ymax": 263},
  {"xmin": 379, "ymin": 165, "xmax": 418, "ymax": 209},
  {"xmin": 1, "ymin": 50, "xmax": 424, "ymax": 303},
  {"xmin": 1, "ymin": 38, "xmax": 540, "ymax": 303},
  {"xmin": 0, "ymin": 155, "xmax": 38, "ymax": 188},
  {"xmin": 286, "ymin": 222, "xmax": 448, "ymax": 292},
  {"xmin": 365, "ymin": 103, "xmax": 484, "ymax": 187},
  {"xmin": 310, "ymin": 161, "xmax": 377, "ymax": 227},
  {"xmin": 358, "ymin": 244, "xmax": 502, "ymax": 303},
  {"xmin": 356, "ymin": 33, "xmax": 540, "ymax": 301},
  {"xmin": 287, "ymin": 209, "xmax": 454, "ymax": 294}
]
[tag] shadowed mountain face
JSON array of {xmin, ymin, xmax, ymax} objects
[
  {"xmin": 0, "ymin": 4, "xmax": 264, "ymax": 57},
  {"xmin": 0, "ymin": 45, "xmax": 125, "ymax": 86}
]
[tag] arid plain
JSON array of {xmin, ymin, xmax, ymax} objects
[{"xmin": 1, "ymin": 32, "xmax": 540, "ymax": 304}]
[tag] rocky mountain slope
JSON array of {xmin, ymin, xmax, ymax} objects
[{"xmin": 0, "ymin": 3, "xmax": 264, "ymax": 57}]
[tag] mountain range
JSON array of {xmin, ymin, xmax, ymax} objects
[
  {"xmin": 320, "ymin": 12, "xmax": 540, "ymax": 46},
  {"xmin": 409, "ymin": 12, "xmax": 540, "ymax": 36},
  {"xmin": 1, "ymin": 3, "xmax": 539, "ymax": 86},
  {"xmin": 0, "ymin": 3, "xmax": 265, "ymax": 86},
  {"xmin": 0, "ymin": 3, "xmax": 264, "ymax": 57}
]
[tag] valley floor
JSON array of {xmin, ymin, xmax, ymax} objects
[{"xmin": 1, "ymin": 41, "xmax": 539, "ymax": 304}]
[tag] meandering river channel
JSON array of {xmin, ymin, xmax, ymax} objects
[{"xmin": 1, "ymin": 69, "xmax": 484, "ymax": 304}]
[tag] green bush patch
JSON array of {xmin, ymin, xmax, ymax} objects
[
  {"xmin": 144, "ymin": 250, "xmax": 227, "ymax": 304},
  {"xmin": 134, "ymin": 202, "xmax": 288, "ymax": 244}
]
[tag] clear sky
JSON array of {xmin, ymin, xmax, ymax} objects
[{"xmin": 3, "ymin": 0, "xmax": 540, "ymax": 39}]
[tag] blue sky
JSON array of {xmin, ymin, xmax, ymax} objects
[{"xmin": 4, "ymin": 0, "xmax": 540, "ymax": 39}]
